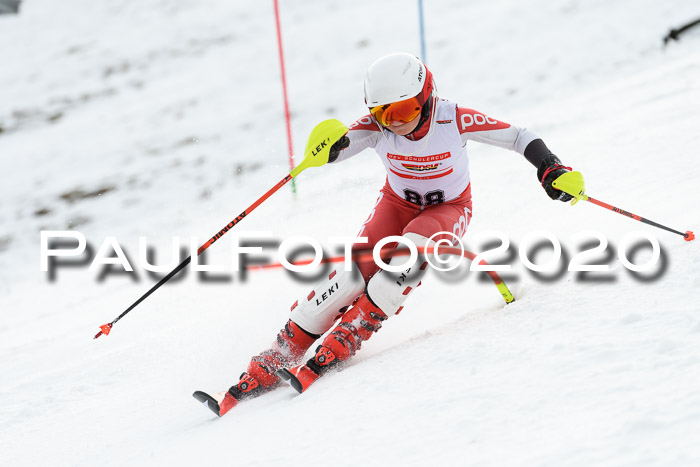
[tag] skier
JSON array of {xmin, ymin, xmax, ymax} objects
[{"xmin": 196, "ymin": 52, "xmax": 578, "ymax": 416}]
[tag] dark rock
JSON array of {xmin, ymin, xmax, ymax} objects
[{"xmin": 0, "ymin": 0, "xmax": 21, "ymax": 15}]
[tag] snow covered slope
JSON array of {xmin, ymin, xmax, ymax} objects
[{"xmin": 1, "ymin": 0, "xmax": 699, "ymax": 466}]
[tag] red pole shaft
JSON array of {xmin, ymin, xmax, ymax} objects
[
  {"xmin": 586, "ymin": 196, "xmax": 641, "ymax": 221},
  {"xmin": 197, "ymin": 174, "xmax": 292, "ymax": 255},
  {"xmin": 586, "ymin": 195, "xmax": 693, "ymax": 240},
  {"xmin": 273, "ymin": 0, "xmax": 296, "ymax": 192}
]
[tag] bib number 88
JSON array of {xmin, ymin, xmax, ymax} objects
[{"xmin": 404, "ymin": 189, "xmax": 445, "ymax": 206}]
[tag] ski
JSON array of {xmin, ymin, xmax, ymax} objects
[
  {"xmin": 276, "ymin": 364, "xmax": 321, "ymax": 394},
  {"xmin": 192, "ymin": 391, "xmax": 222, "ymax": 417}
]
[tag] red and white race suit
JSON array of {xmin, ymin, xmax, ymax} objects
[
  {"xmin": 290, "ymin": 99, "xmax": 541, "ymax": 333},
  {"xmin": 332, "ymin": 98, "xmax": 540, "ymax": 279}
]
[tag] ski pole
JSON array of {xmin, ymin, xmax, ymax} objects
[
  {"xmin": 94, "ymin": 119, "xmax": 349, "ymax": 339},
  {"xmin": 553, "ymin": 171, "xmax": 695, "ymax": 242},
  {"xmin": 93, "ymin": 175, "xmax": 290, "ymax": 339}
]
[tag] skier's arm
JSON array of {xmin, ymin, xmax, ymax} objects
[
  {"xmin": 457, "ymin": 107, "xmax": 573, "ymax": 202},
  {"xmin": 328, "ymin": 115, "xmax": 381, "ymax": 163},
  {"xmin": 456, "ymin": 106, "xmax": 539, "ymax": 154}
]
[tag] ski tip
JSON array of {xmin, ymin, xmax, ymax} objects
[
  {"xmin": 276, "ymin": 367, "xmax": 317, "ymax": 394},
  {"xmin": 684, "ymin": 230, "xmax": 695, "ymax": 242},
  {"xmin": 276, "ymin": 368, "xmax": 293, "ymax": 382},
  {"xmin": 276, "ymin": 368, "xmax": 304, "ymax": 393},
  {"xmin": 193, "ymin": 391, "xmax": 222, "ymax": 417}
]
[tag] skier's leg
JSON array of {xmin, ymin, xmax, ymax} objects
[
  {"xmin": 367, "ymin": 199, "xmax": 472, "ymax": 314},
  {"xmin": 225, "ymin": 186, "xmax": 414, "ymax": 408},
  {"xmin": 288, "ymin": 266, "xmax": 366, "ymax": 336},
  {"xmin": 305, "ymin": 291, "xmax": 388, "ymax": 375},
  {"xmin": 304, "ymin": 195, "xmax": 472, "ymax": 377},
  {"xmin": 303, "ymin": 232, "xmax": 429, "ymax": 377},
  {"xmin": 303, "ymin": 185, "xmax": 425, "ymax": 367},
  {"xmin": 246, "ymin": 264, "xmax": 367, "ymax": 381},
  {"xmin": 219, "ymin": 266, "xmax": 366, "ymax": 410},
  {"xmin": 353, "ymin": 182, "xmax": 420, "ymax": 281},
  {"xmin": 228, "ymin": 185, "xmax": 419, "ymax": 400},
  {"xmin": 283, "ymin": 181, "xmax": 414, "ymax": 341}
]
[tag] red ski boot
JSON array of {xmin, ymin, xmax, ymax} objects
[
  {"xmin": 277, "ymin": 293, "xmax": 387, "ymax": 393},
  {"xmin": 193, "ymin": 371, "xmax": 264, "ymax": 416},
  {"xmin": 194, "ymin": 320, "xmax": 318, "ymax": 416}
]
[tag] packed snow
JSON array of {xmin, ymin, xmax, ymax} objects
[{"xmin": 1, "ymin": 0, "xmax": 699, "ymax": 466}]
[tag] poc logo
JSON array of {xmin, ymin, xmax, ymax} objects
[
  {"xmin": 452, "ymin": 206, "xmax": 471, "ymax": 240},
  {"xmin": 460, "ymin": 113, "xmax": 498, "ymax": 129},
  {"xmin": 349, "ymin": 116, "xmax": 374, "ymax": 129}
]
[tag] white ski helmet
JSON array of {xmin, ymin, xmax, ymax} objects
[{"xmin": 364, "ymin": 53, "xmax": 434, "ymax": 108}]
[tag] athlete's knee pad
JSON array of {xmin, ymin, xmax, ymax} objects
[
  {"xmin": 289, "ymin": 266, "xmax": 365, "ymax": 336},
  {"xmin": 366, "ymin": 233, "xmax": 431, "ymax": 316}
]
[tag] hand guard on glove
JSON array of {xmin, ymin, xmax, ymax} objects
[
  {"xmin": 327, "ymin": 135, "xmax": 350, "ymax": 163},
  {"xmin": 537, "ymin": 155, "xmax": 574, "ymax": 202}
]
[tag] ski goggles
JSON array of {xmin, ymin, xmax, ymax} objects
[{"xmin": 370, "ymin": 96, "xmax": 422, "ymax": 127}]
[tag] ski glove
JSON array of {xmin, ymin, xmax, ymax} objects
[
  {"xmin": 537, "ymin": 155, "xmax": 574, "ymax": 202},
  {"xmin": 327, "ymin": 135, "xmax": 350, "ymax": 163}
]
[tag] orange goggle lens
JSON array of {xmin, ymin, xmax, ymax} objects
[{"xmin": 370, "ymin": 97, "xmax": 421, "ymax": 127}]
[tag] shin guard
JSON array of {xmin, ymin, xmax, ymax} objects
[
  {"xmin": 289, "ymin": 266, "xmax": 365, "ymax": 336},
  {"xmin": 366, "ymin": 233, "xmax": 431, "ymax": 316}
]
